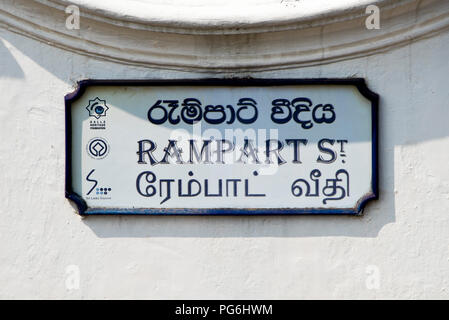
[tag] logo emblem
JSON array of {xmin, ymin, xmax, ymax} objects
[
  {"xmin": 87, "ymin": 137, "xmax": 109, "ymax": 159},
  {"xmin": 86, "ymin": 97, "xmax": 109, "ymax": 119},
  {"xmin": 86, "ymin": 169, "xmax": 98, "ymax": 195},
  {"xmin": 85, "ymin": 169, "xmax": 112, "ymax": 198}
]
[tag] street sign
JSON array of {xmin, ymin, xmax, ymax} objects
[{"xmin": 65, "ymin": 79, "xmax": 378, "ymax": 215}]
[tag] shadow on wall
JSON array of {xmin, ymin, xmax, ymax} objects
[
  {"xmin": 1, "ymin": 27, "xmax": 448, "ymax": 238},
  {"xmin": 0, "ymin": 39, "xmax": 24, "ymax": 78}
]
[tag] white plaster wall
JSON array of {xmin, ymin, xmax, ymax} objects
[{"xmin": 0, "ymin": 16, "xmax": 448, "ymax": 299}]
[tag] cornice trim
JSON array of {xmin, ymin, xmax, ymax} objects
[{"xmin": 1, "ymin": 0, "xmax": 448, "ymax": 72}]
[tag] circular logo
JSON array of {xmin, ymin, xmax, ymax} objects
[
  {"xmin": 95, "ymin": 105, "xmax": 105, "ymax": 115},
  {"xmin": 87, "ymin": 137, "xmax": 110, "ymax": 159}
]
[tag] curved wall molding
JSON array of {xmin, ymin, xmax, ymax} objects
[
  {"xmin": 37, "ymin": 0, "xmax": 393, "ymax": 35},
  {"xmin": 1, "ymin": 0, "xmax": 448, "ymax": 72}
]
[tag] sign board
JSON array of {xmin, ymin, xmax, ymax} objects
[{"xmin": 65, "ymin": 79, "xmax": 378, "ymax": 215}]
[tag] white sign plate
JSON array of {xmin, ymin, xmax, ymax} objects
[{"xmin": 65, "ymin": 79, "xmax": 378, "ymax": 215}]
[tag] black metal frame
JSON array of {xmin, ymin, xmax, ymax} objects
[{"xmin": 65, "ymin": 78, "xmax": 379, "ymax": 216}]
